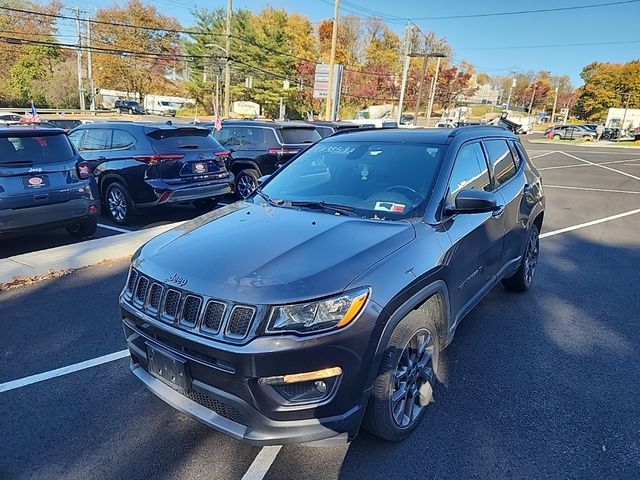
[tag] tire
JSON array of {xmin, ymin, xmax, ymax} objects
[
  {"xmin": 105, "ymin": 182, "xmax": 136, "ymax": 225},
  {"xmin": 502, "ymin": 224, "xmax": 540, "ymax": 292},
  {"xmin": 193, "ymin": 198, "xmax": 219, "ymax": 211},
  {"xmin": 235, "ymin": 169, "xmax": 260, "ymax": 199},
  {"xmin": 66, "ymin": 218, "xmax": 98, "ymax": 239},
  {"xmin": 582, "ymin": 135, "xmax": 592, "ymax": 141},
  {"xmin": 553, "ymin": 134, "xmax": 561, "ymax": 140},
  {"xmin": 363, "ymin": 304, "xmax": 440, "ymax": 442}
]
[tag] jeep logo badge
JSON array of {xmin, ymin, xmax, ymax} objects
[{"xmin": 167, "ymin": 273, "xmax": 188, "ymax": 287}]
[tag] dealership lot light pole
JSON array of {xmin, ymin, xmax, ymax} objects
[
  {"xmin": 415, "ymin": 52, "xmax": 447, "ymax": 126},
  {"xmin": 224, "ymin": 0, "xmax": 232, "ymax": 118},
  {"xmin": 325, "ymin": 0, "xmax": 340, "ymax": 121},
  {"xmin": 425, "ymin": 55, "xmax": 445, "ymax": 127}
]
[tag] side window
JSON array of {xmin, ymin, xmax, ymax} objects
[
  {"xmin": 447, "ymin": 143, "xmax": 491, "ymax": 204},
  {"xmin": 111, "ymin": 129, "xmax": 136, "ymax": 149},
  {"xmin": 215, "ymin": 127, "xmax": 241, "ymax": 147},
  {"xmin": 82, "ymin": 129, "xmax": 112, "ymax": 151},
  {"xmin": 68, "ymin": 130, "xmax": 84, "ymax": 149},
  {"xmin": 484, "ymin": 139, "xmax": 517, "ymax": 188},
  {"xmin": 508, "ymin": 141, "xmax": 522, "ymax": 168},
  {"xmin": 242, "ymin": 127, "xmax": 265, "ymax": 146}
]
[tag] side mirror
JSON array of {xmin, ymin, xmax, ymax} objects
[
  {"xmin": 257, "ymin": 175, "xmax": 270, "ymax": 186},
  {"xmin": 449, "ymin": 189, "xmax": 499, "ymax": 214}
]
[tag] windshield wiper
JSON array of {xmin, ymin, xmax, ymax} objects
[
  {"xmin": 0, "ymin": 160, "xmax": 34, "ymax": 166},
  {"xmin": 254, "ymin": 188, "xmax": 283, "ymax": 207},
  {"xmin": 289, "ymin": 200, "xmax": 356, "ymax": 216}
]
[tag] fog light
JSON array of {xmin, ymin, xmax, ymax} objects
[
  {"xmin": 258, "ymin": 366, "xmax": 342, "ymax": 386},
  {"xmin": 314, "ymin": 380, "xmax": 327, "ymax": 393}
]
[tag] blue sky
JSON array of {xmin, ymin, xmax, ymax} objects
[{"xmin": 59, "ymin": 0, "xmax": 640, "ymax": 85}]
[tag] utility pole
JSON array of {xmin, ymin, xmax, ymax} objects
[
  {"xmin": 550, "ymin": 84, "xmax": 559, "ymax": 124},
  {"xmin": 74, "ymin": 7, "xmax": 86, "ymax": 111},
  {"xmin": 618, "ymin": 92, "xmax": 632, "ymax": 143},
  {"xmin": 506, "ymin": 76, "xmax": 516, "ymax": 111},
  {"xmin": 86, "ymin": 18, "xmax": 95, "ymax": 112},
  {"xmin": 413, "ymin": 53, "xmax": 429, "ymax": 126},
  {"xmin": 396, "ymin": 23, "xmax": 413, "ymax": 125},
  {"xmin": 224, "ymin": 0, "xmax": 232, "ymax": 118},
  {"xmin": 425, "ymin": 55, "xmax": 443, "ymax": 127},
  {"xmin": 325, "ymin": 0, "xmax": 340, "ymax": 121},
  {"xmin": 528, "ymin": 85, "xmax": 537, "ymax": 115}
]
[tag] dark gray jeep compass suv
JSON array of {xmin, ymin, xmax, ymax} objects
[{"xmin": 120, "ymin": 127, "xmax": 545, "ymax": 445}]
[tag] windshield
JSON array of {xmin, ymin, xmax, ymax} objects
[
  {"xmin": 260, "ymin": 141, "xmax": 445, "ymax": 219},
  {"xmin": 0, "ymin": 134, "xmax": 75, "ymax": 164}
]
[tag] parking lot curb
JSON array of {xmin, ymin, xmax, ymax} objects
[{"xmin": 0, "ymin": 223, "xmax": 179, "ymax": 287}]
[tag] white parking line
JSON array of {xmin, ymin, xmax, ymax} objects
[
  {"xmin": 540, "ymin": 207, "xmax": 640, "ymax": 239},
  {"xmin": 97, "ymin": 223, "xmax": 133, "ymax": 234},
  {"xmin": 530, "ymin": 151, "xmax": 558, "ymax": 159},
  {"xmin": 538, "ymin": 158, "xmax": 640, "ymax": 171},
  {"xmin": 0, "ymin": 350, "xmax": 129, "ymax": 393},
  {"xmin": 241, "ymin": 446, "xmax": 283, "ymax": 480},
  {"xmin": 544, "ymin": 185, "xmax": 640, "ymax": 195},
  {"xmin": 560, "ymin": 152, "xmax": 640, "ymax": 181}
]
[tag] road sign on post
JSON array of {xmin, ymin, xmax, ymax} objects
[{"xmin": 314, "ymin": 63, "xmax": 343, "ymax": 120}]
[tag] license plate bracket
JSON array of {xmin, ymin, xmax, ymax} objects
[
  {"xmin": 146, "ymin": 343, "xmax": 191, "ymax": 392},
  {"xmin": 22, "ymin": 175, "xmax": 49, "ymax": 189}
]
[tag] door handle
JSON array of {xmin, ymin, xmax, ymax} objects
[
  {"xmin": 492, "ymin": 204, "xmax": 505, "ymax": 218},
  {"xmin": 97, "ymin": 156, "xmax": 107, "ymax": 161},
  {"xmin": 34, "ymin": 194, "xmax": 49, "ymax": 202}
]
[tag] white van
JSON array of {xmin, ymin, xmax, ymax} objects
[{"xmin": 143, "ymin": 95, "xmax": 177, "ymax": 117}]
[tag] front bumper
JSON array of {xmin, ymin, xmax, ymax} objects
[
  {"xmin": 121, "ymin": 298, "xmax": 382, "ymax": 445},
  {"xmin": 0, "ymin": 198, "xmax": 99, "ymax": 236}
]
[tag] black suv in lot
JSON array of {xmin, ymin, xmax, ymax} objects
[
  {"xmin": 0, "ymin": 126, "xmax": 100, "ymax": 238},
  {"xmin": 120, "ymin": 126, "xmax": 544, "ymax": 445},
  {"xmin": 114, "ymin": 100, "xmax": 145, "ymax": 115},
  {"xmin": 69, "ymin": 122, "xmax": 233, "ymax": 224},
  {"xmin": 211, "ymin": 120, "xmax": 321, "ymax": 198}
]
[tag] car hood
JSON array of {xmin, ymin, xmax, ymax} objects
[{"xmin": 135, "ymin": 202, "xmax": 415, "ymax": 304}]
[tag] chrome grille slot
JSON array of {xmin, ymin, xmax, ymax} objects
[
  {"xmin": 163, "ymin": 289, "xmax": 181, "ymax": 319},
  {"xmin": 148, "ymin": 283, "xmax": 163, "ymax": 311},
  {"xmin": 127, "ymin": 269, "xmax": 139, "ymax": 294},
  {"xmin": 134, "ymin": 276, "xmax": 150, "ymax": 305},
  {"xmin": 226, "ymin": 306, "xmax": 255, "ymax": 338},
  {"xmin": 181, "ymin": 295, "xmax": 202, "ymax": 327},
  {"xmin": 201, "ymin": 301, "xmax": 226, "ymax": 334}
]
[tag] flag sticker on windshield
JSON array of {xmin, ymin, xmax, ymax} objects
[{"xmin": 374, "ymin": 201, "xmax": 405, "ymax": 213}]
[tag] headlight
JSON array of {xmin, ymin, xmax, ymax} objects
[{"xmin": 266, "ymin": 288, "xmax": 370, "ymax": 334}]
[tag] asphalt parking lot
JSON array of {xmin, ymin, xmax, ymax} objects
[{"xmin": 1, "ymin": 141, "xmax": 640, "ymax": 479}]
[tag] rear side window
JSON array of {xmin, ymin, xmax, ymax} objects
[
  {"xmin": 277, "ymin": 128, "xmax": 321, "ymax": 145},
  {"xmin": 447, "ymin": 143, "xmax": 491, "ymax": 204},
  {"xmin": 111, "ymin": 129, "xmax": 136, "ymax": 149},
  {"xmin": 484, "ymin": 139, "xmax": 517, "ymax": 188},
  {"xmin": 0, "ymin": 134, "xmax": 75, "ymax": 164},
  {"xmin": 147, "ymin": 128, "xmax": 222, "ymax": 151},
  {"xmin": 82, "ymin": 129, "xmax": 112, "ymax": 151}
]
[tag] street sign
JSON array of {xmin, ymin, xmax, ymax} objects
[{"xmin": 313, "ymin": 64, "xmax": 341, "ymax": 100}]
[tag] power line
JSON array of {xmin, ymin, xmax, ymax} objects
[{"xmin": 457, "ymin": 39, "xmax": 640, "ymax": 51}]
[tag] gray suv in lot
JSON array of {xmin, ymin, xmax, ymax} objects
[
  {"xmin": 0, "ymin": 126, "xmax": 100, "ymax": 239},
  {"xmin": 120, "ymin": 127, "xmax": 545, "ymax": 445}
]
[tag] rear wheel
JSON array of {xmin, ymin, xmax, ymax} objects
[
  {"xmin": 235, "ymin": 169, "xmax": 259, "ymax": 199},
  {"xmin": 553, "ymin": 134, "xmax": 561, "ymax": 140},
  {"xmin": 502, "ymin": 224, "xmax": 540, "ymax": 292},
  {"xmin": 363, "ymin": 305, "xmax": 439, "ymax": 441},
  {"xmin": 66, "ymin": 218, "xmax": 98, "ymax": 239},
  {"xmin": 105, "ymin": 182, "xmax": 135, "ymax": 225}
]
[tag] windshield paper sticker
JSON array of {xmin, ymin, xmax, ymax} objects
[{"xmin": 374, "ymin": 201, "xmax": 405, "ymax": 213}]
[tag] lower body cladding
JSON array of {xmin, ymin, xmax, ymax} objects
[
  {"xmin": 0, "ymin": 198, "xmax": 99, "ymax": 236},
  {"xmin": 121, "ymin": 301, "xmax": 384, "ymax": 446}
]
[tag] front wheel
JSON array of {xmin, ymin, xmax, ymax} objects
[
  {"xmin": 363, "ymin": 305, "xmax": 439, "ymax": 441},
  {"xmin": 553, "ymin": 134, "xmax": 561, "ymax": 140},
  {"xmin": 105, "ymin": 182, "xmax": 135, "ymax": 225},
  {"xmin": 502, "ymin": 224, "xmax": 540, "ymax": 292}
]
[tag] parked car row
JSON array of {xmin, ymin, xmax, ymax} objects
[{"xmin": 544, "ymin": 124, "xmax": 597, "ymax": 140}]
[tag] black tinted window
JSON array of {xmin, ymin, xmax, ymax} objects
[
  {"xmin": 484, "ymin": 139, "xmax": 517, "ymax": 188},
  {"xmin": 147, "ymin": 128, "xmax": 222, "ymax": 151},
  {"xmin": 277, "ymin": 128, "xmax": 321, "ymax": 145},
  {"xmin": 241, "ymin": 127, "xmax": 266, "ymax": 146},
  {"xmin": 82, "ymin": 129, "xmax": 112, "ymax": 151},
  {"xmin": 111, "ymin": 129, "xmax": 136, "ymax": 149},
  {"xmin": 447, "ymin": 143, "xmax": 491, "ymax": 204},
  {"xmin": 214, "ymin": 126, "xmax": 242, "ymax": 147},
  {"xmin": 0, "ymin": 134, "xmax": 75, "ymax": 164},
  {"xmin": 508, "ymin": 141, "xmax": 522, "ymax": 168}
]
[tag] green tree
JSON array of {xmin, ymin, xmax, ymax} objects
[{"xmin": 8, "ymin": 45, "xmax": 60, "ymax": 105}]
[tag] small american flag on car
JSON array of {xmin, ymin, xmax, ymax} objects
[{"xmin": 20, "ymin": 102, "xmax": 41, "ymax": 124}]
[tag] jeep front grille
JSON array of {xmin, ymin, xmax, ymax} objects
[
  {"xmin": 164, "ymin": 289, "xmax": 181, "ymax": 319},
  {"xmin": 125, "ymin": 269, "xmax": 258, "ymax": 342},
  {"xmin": 226, "ymin": 306, "xmax": 256, "ymax": 338}
]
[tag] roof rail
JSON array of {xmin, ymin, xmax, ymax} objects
[{"xmin": 447, "ymin": 125, "xmax": 509, "ymax": 137}]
